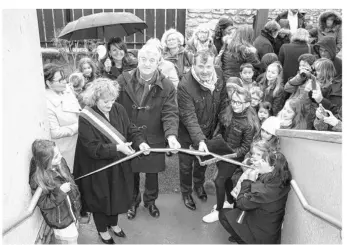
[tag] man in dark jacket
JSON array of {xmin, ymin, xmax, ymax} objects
[
  {"xmin": 177, "ymin": 50, "xmax": 225, "ymax": 210},
  {"xmin": 116, "ymin": 44, "xmax": 181, "ymax": 219},
  {"xmin": 313, "ymin": 36, "xmax": 342, "ymax": 80},
  {"xmin": 275, "ymin": 9, "xmax": 307, "ymax": 32}
]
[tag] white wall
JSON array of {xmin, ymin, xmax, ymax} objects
[{"xmin": 2, "ymin": 10, "xmax": 51, "ymax": 244}]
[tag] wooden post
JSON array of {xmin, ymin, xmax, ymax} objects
[{"xmin": 253, "ymin": 9, "xmax": 269, "ymax": 38}]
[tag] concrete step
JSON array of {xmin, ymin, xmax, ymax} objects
[{"xmin": 77, "ymin": 193, "xmax": 230, "ymax": 244}]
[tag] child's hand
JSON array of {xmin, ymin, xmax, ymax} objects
[{"xmin": 60, "ymin": 183, "xmax": 71, "ymax": 193}]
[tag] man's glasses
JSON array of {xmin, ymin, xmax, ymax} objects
[{"xmin": 230, "ymin": 100, "xmax": 246, "ymax": 106}]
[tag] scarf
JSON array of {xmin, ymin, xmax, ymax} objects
[{"xmin": 191, "ymin": 66, "xmax": 217, "ymax": 93}]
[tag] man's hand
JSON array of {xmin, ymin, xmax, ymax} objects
[
  {"xmin": 139, "ymin": 142, "xmax": 151, "ymax": 155},
  {"xmin": 167, "ymin": 135, "xmax": 181, "ymax": 154},
  {"xmin": 198, "ymin": 141, "xmax": 209, "ymax": 153},
  {"xmin": 117, "ymin": 142, "xmax": 135, "ymax": 155}
]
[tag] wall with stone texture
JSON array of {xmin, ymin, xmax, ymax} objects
[{"xmin": 185, "ymin": 9, "xmax": 342, "ymax": 39}]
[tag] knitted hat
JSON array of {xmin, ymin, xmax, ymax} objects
[{"xmin": 261, "ymin": 116, "xmax": 281, "ymax": 136}]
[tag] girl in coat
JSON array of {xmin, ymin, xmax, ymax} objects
[
  {"xmin": 213, "ymin": 17, "xmax": 234, "ymax": 54},
  {"xmin": 202, "ymin": 85, "xmax": 260, "ymax": 223},
  {"xmin": 29, "ymin": 139, "xmax": 81, "ymax": 244},
  {"xmin": 219, "ymin": 151, "xmax": 292, "ymax": 244},
  {"xmin": 78, "ymin": 57, "xmax": 98, "ymax": 84},
  {"xmin": 277, "ymin": 98, "xmax": 307, "ymax": 130},
  {"xmin": 186, "ymin": 23, "xmax": 217, "ymax": 55},
  {"xmin": 257, "ymin": 101, "xmax": 273, "ymax": 124},
  {"xmin": 44, "ymin": 63, "xmax": 81, "ymax": 171},
  {"xmin": 259, "ymin": 61, "xmax": 285, "ymax": 116},
  {"xmin": 73, "ymin": 78, "xmax": 150, "ymax": 244},
  {"xmin": 317, "ymin": 11, "xmax": 342, "ymax": 53}
]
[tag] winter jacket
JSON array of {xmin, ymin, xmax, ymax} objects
[
  {"xmin": 214, "ymin": 37, "xmax": 224, "ymax": 54},
  {"xmin": 97, "ymin": 56, "xmax": 138, "ymax": 80},
  {"xmin": 177, "ymin": 69, "xmax": 224, "ymax": 146},
  {"xmin": 221, "ymin": 45, "xmax": 261, "ymax": 81},
  {"xmin": 317, "ymin": 11, "xmax": 342, "ymax": 53},
  {"xmin": 278, "ymin": 41, "xmax": 312, "ymax": 84},
  {"xmin": 162, "ymin": 46, "xmax": 193, "ymax": 80},
  {"xmin": 46, "ymin": 87, "xmax": 81, "ymax": 171},
  {"xmin": 313, "ymin": 36, "xmax": 342, "ymax": 80},
  {"xmin": 274, "ymin": 30, "xmax": 291, "ymax": 55},
  {"xmin": 275, "ymin": 10, "xmax": 307, "ymax": 29},
  {"xmin": 220, "ymin": 107, "xmax": 255, "ymax": 159},
  {"xmin": 224, "ymin": 176, "xmax": 291, "ymax": 244},
  {"xmin": 29, "ymin": 158, "xmax": 81, "ymax": 229},
  {"xmin": 259, "ymin": 79, "xmax": 285, "ymax": 116},
  {"xmin": 320, "ymin": 79, "xmax": 342, "ymax": 115},
  {"xmin": 253, "ymin": 30, "xmax": 276, "ymax": 60}
]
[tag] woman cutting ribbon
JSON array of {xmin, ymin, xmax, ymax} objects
[{"xmin": 73, "ymin": 78, "xmax": 150, "ymax": 244}]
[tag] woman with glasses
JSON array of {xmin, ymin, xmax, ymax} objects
[{"xmin": 44, "ymin": 63, "xmax": 81, "ymax": 172}]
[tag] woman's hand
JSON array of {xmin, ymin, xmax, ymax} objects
[
  {"xmin": 117, "ymin": 142, "xmax": 135, "ymax": 155},
  {"xmin": 323, "ymin": 110, "xmax": 339, "ymax": 127},
  {"xmin": 60, "ymin": 182, "xmax": 71, "ymax": 193},
  {"xmin": 139, "ymin": 142, "xmax": 151, "ymax": 155}
]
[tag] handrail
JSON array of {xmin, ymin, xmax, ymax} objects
[
  {"xmin": 290, "ymin": 180, "xmax": 342, "ymax": 230},
  {"xmin": 3, "ymin": 147, "xmax": 251, "ymax": 236},
  {"xmin": 2, "ymin": 187, "xmax": 43, "ymax": 236}
]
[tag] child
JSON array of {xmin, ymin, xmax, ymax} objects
[
  {"xmin": 256, "ymin": 53, "xmax": 278, "ymax": 83},
  {"xmin": 186, "ymin": 23, "xmax": 217, "ymax": 55},
  {"xmin": 240, "ymin": 63, "xmax": 257, "ymax": 91},
  {"xmin": 202, "ymin": 85, "xmax": 260, "ymax": 223},
  {"xmin": 284, "ymin": 53, "xmax": 317, "ymax": 129},
  {"xmin": 258, "ymin": 101, "xmax": 273, "ymax": 124},
  {"xmin": 68, "ymin": 72, "xmax": 91, "ymax": 108},
  {"xmin": 250, "ymin": 86, "xmax": 264, "ymax": 111},
  {"xmin": 29, "ymin": 139, "xmax": 81, "ymax": 244},
  {"xmin": 78, "ymin": 57, "xmax": 97, "ymax": 84},
  {"xmin": 277, "ymin": 98, "xmax": 307, "ymax": 129},
  {"xmin": 259, "ymin": 61, "xmax": 285, "ymax": 116}
]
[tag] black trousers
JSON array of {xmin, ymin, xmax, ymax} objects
[
  {"xmin": 215, "ymin": 162, "xmax": 238, "ymax": 210},
  {"xmin": 132, "ymin": 172, "xmax": 159, "ymax": 205},
  {"xmin": 93, "ymin": 212, "xmax": 118, "ymax": 232},
  {"xmin": 179, "ymin": 143, "xmax": 207, "ymax": 195},
  {"xmin": 219, "ymin": 209, "xmax": 246, "ymax": 244}
]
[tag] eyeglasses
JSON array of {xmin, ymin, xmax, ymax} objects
[
  {"xmin": 230, "ymin": 100, "xmax": 246, "ymax": 106},
  {"xmin": 52, "ymin": 76, "xmax": 67, "ymax": 84}
]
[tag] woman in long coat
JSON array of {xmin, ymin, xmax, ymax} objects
[
  {"xmin": 73, "ymin": 78, "xmax": 150, "ymax": 244},
  {"xmin": 219, "ymin": 151, "xmax": 292, "ymax": 244}
]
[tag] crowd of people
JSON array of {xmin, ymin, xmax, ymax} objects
[{"xmin": 29, "ymin": 9, "xmax": 342, "ymax": 244}]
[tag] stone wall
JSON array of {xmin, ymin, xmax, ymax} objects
[{"xmin": 185, "ymin": 9, "xmax": 342, "ymax": 39}]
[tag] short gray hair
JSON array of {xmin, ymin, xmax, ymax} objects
[
  {"xmin": 161, "ymin": 28, "xmax": 184, "ymax": 50},
  {"xmin": 291, "ymin": 28, "xmax": 309, "ymax": 43},
  {"xmin": 138, "ymin": 44, "xmax": 161, "ymax": 60},
  {"xmin": 82, "ymin": 78, "xmax": 119, "ymax": 107}
]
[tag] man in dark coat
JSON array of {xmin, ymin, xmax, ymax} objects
[
  {"xmin": 313, "ymin": 36, "xmax": 342, "ymax": 80},
  {"xmin": 275, "ymin": 9, "xmax": 307, "ymax": 32},
  {"xmin": 177, "ymin": 50, "xmax": 225, "ymax": 210},
  {"xmin": 116, "ymin": 44, "xmax": 180, "ymax": 219}
]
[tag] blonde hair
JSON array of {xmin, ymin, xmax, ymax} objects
[
  {"xmin": 314, "ymin": 58, "xmax": 336, "ymax": 87},
  {"xmin": 161, "ymin": 28, "xmax": 185, "ymax": 50},
  {"xmin": 260, "ymin": 61, "xmax": 283, "ymax": 97},
  {"xmin": 82, "ymin": 78, "xmax": 119, "ymax": 107},
  {"xmin": 291, "ymin": 28, "xmax": 309, "ymax": 43}
]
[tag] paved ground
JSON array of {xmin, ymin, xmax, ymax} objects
[{"xmin": 77, "ymin": 154, "xmax": 230, "ymax": 244}]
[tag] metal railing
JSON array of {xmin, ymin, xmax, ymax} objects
[{"xmin": 3, "ymin": 148, "xmax": 342, "ymax": 237}]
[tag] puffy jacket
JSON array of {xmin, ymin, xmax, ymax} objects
[
  {"xmin": 317, "ymin": 11, "xmax": 342, "ymax": 53},
  {"xmin": 253, "ymin": 30, "xmax": 276, "ymax": 60},
  {"xmin": 29, "ymin": 158, "xmax": 81, "ymax": 229}
]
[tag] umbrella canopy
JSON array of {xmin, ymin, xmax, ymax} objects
[{"xmin": 58, "ymin": 12, "xmax": 147, "ymax": 41}]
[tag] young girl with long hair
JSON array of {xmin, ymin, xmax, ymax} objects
[
  {"xmin": 78, "ymin": 57, "xmax": 98, "ymax": 84},
  {"xmin": 29, "ymin": 139, "xmax": 81, "ymax": 244},
  {"xmin": 259, "ymin": 61, "xmax": 285, "ymax": 116},
  {"xmin": 277, "ymin": 98, "xmax": 307, "ymax": 129}
]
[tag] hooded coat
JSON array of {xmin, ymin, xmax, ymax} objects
[
  {"xmin": 253, "ymin": 30, "xmax": 276, "ymax": 60},
  {"xmin": 313, "ymin": 36, "xmax": 342, "ymax": 80},
  {"xmin": 317, "ymin": 11, "xmax": 342, "ymax": 53}
]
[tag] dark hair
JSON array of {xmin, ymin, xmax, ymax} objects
[
  {"xmin": 78, "ymin": 57, "xmax": 97, "ymax": 82},
  {"xmin": 240, "ymin": 63, "xmax": 254, "ymax": 72},
  {"xmin": 193, "ymin": 49, "xmax": 215, "ymax": 65},
  {"xmin": 214, "ymin": 17, "xmax": 234, "ymax": 40},
  {"xmin": 259, "ymin": 101, "xmax": 273, "ymax": 116},
  {"xmin": 308, "ymin": 27, "xmax": 318, "ymax": 38},
  {"xmin": 285, "ymin": 99, "xmax": 307, "ymax": 129},
  {"xmin": 261, "ymin": 53, "xmax": 278, "ymax": 68},
  {"xmin": 298, "ymin": 53, "xmax": 317, "ymax": 66},
  {"xmin": 106, "ymin": 37, "xmax": 133, "ymax": 66},
  {"xmin": 43, "ymin": 63, "xmax": 64, "ymax": 88},
  {"xmin": 259, "ymin": 152, "xmax": 292, "ymax": 188}
]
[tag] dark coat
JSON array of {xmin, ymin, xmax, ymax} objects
[
  {"xmin": 224, "ymin": 177, "xmax": 291, "ymax": 244},
  {"xmin": 73, "ymin": 103, "xmax": 144, "ymax": 215},
  {"xmin": 162, "ymin": 46, "xmax": 193, "ymax": 80},
  {"xmin": 253, "ymin": 30, "xmax": 276, "ymax": 60},
  {"xmin": 259, "ymin": 80, "xmax": 285, "ymax": 116},
  {"xmin": 97, "ymin": 56, "xmax": 138, "ymax": 80},
  {"xmin": 274, "ymin": 31, "xmax": 291, "ymax": 55},
  {"xmin": 317, "ymin": 11, "xmax": 342, "ymax": 53},
  {"xmin": 214, "ymin": 37, "xmax": 223, "ymax": 54},
  {"xmin": 313, "ymin": 36, "xmax": 342, "ymax": 80},
  {"xmin": 278, "ymin": 41, "xmax": 312, "ymax": 84},
  {"xmin": 320, "ymin": 80, "xmax": 342, "ymax": 115},
  {"xmin": 116, "ymin": 69, "xmax": 179, "ymax": 173},
  {"xmin": 29, "ymin": 158, "xmax": 81, "ymax": 229},
  {"xmin": 177, "ymin": 69, "xmax": 225, "ymax": 146},
  {"xmin": 275, "ymin": 10, "xmax": 306, "ymax": 29},
  {"xmin": 221, "ymin": 46, "xmax": 262, "ymax": 81}
]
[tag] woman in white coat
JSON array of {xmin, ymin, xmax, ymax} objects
[{"xmin": 44, "ymin": 63, "xmax": 81, "ymax": 171}]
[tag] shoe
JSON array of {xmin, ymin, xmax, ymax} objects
[
  {"xmin": 194, "ymin": 186, "xmax": 207, "ymax": 201},
  {"xmin": 108, "ymin": 226, "xmax": 126, "ymax": 238},
  {"xmin": 202, "ymin": 209, "xmax": 219, "ymax": 223},
  {"xmin": 144, "ymin": 203, "xmax": 160, "ymax": 218},
  {"xmin": 182, "ymin": 194, "xmax": 196, "ymax": 210},
  {"xmin": 79, "ymin": 212, "xmax": 90, "ymax": 224},
  {"xmin": 228, "ymin": 236, "xmax": 237, "ymax": 243},
  {"xmin": 98, "ymin": 233, "xmax": 115, "ymax": 244},
  {"xmin": 213, "ymin": 201, "xmax": 234, "ymax": 210},
  {"xmin": 127, "ymin": 204, "xmax": 139, "ymax": 220}
]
